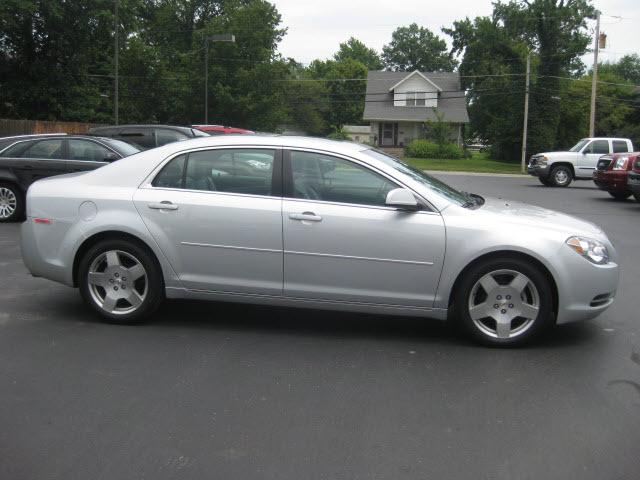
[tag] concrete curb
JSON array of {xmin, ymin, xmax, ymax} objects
[{"xmin": 424, "ymin": 170, "xmax": 529, "ymax": 178}]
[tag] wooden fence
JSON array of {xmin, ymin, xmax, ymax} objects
[{"xmin": 0, "ymin": 118, "xmax": 104, "ymax": 136}]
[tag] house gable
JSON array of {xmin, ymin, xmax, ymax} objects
[{"xmin": 388, "ymin": 71, "xmax": 441, "ymax": 108}]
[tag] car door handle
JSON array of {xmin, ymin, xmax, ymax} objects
[
  {"xmin": 289, "ymin": 212, "xmax": 322, "ymax": 222},
  {"xmin": 148, "ymin": 201, "xmax": 178, "ymax": 211}
]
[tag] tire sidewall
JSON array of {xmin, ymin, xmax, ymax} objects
[
  {"xmin": 78, "ymin": 239, "xmax": 164, "ymax": 323},
  {"xmin": 453, "ymin": 257, "xmax": 555, "ymax": 347},
  {"xmin": 549, "ymin": 166, "xmax": 572, "ymax": 187},
  {"xmin": 0, "ymin": 182, "xmax": 24, "ymax": 222}
]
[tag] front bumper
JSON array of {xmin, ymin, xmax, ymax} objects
[
  {"xmin": 551, "ymin": 241, "xmax": 619, "ymax": 324},
  {"xmin": 592, "ymin": 172, "xmax": 629, "ymax": 193},
  {"xmin": 527, "ymin": 163, "xmax": 549, "ymax": 178}
]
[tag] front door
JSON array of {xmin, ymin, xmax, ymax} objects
[
  {"xmin": 282, "ymin": 150, "xmax": 445, "ymax": 307},
  {"xmin": 381, "ymin": 122, "xmax": 396, "ymax": 146},
  {"xmin": 133, "ymin": 147, "xmax": 283, "ymax": 295},
  {"xmin": 577, "ymin": 139, "xmax": 610, "ymax": 177}
]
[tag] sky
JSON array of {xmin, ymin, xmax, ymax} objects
[{"xmin": 272, "ymin": 0, "xmax": 640, "ymax": 69}]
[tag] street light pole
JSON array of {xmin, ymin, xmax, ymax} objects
[
  {"xmin": 520, "ymin": 50, "xmax": 531, "ymax": 174},
  {"xmin": 114, "ymin": 0, "xmax": 119, "ymax": 125},
  {"xmin": 204, "ymin": 34, "xmax": 235, "ymax": 124},
  {"xmin": 589, "ymin": 10, "xmax": 600, "ymax": 137}
]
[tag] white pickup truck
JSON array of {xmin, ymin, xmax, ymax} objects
[{"xmin": 527, "ymin": 137, "xmax": 635, "ymax": 187}]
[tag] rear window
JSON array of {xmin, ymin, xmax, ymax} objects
[{"xmin": 612, "ymin": 140, "xmax": 628, "ymax": 153}]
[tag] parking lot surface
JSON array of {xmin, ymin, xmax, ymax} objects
[{"xmin": 1, "ymin": 174, "xmax": 639, "ymax": 480}]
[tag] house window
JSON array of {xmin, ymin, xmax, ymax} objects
[{"xmin": 405, "ymin": 91, "xmax": 426, "ymax": 107}]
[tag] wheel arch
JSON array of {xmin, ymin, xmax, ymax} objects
[
  {"xmin": 447, "ymin": 250, "xmax": 558, "ymax": 319},
  {"xmin": 72, "ymin": 230, "xmax": 164, "ymax": 288}
]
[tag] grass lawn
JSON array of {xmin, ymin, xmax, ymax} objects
[{"xmin": 404, "ymin": 152, "xmax": 523, "ymax": 174}]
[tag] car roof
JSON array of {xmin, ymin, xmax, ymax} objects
[{"xmin": 90, "ymin": 124, "xmax": 194, "ymax": 131}]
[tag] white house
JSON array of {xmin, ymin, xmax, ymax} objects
[
  {"xmin": 342, "ymin": 125, "xmax": 371, "ymax": 143},
  {"xmin": 362, "ymin": 70, "xmax": 469, "ymax": 148}
]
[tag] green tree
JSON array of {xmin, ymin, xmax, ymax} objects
[
  {"xmin": 334, "ymin": 37, "xmax": 383, "ymax": 70},
  {"xmin": 599, "ymin": 54, "xmax": 640, "ymax": 85},
  {"xmin": 382, "ymin": 24, "xmax": 457, "ymax": 72}
]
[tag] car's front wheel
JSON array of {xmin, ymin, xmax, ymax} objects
[
  {"xmin": 452, "ymin": 257, "xmax": 554, "ymax": 346},
  {"xmin": 0, "ymin": 182, "xmax": 24, "ymax": 222},
  {"xmin": 538, "ymin": 177, "xmax": 552, "ymax": 186},
  {"xmin": 78, "ymin": 239, "xmax": 164, "ymax": 323},
  {"xmin": 608, "ymin": 192, "xmax": 631, "ymax": 201},
  {"xmin": 548, "ymin": 166, "xmax": 573, "ymax": 187}
]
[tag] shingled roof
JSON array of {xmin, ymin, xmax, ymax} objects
[{"xmin": 362, "ymin": 70, "xmax": 469, "ymax": 123}]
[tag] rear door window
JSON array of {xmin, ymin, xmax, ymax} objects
[
  {"xmin": 22, "ymin": 139, "xmax": 64, "ymax": 159},
  {"xmin": 155, "ymin": 129, "xmax": 189, "ymax": 147},
  {"xmin": 612, "ymin": 140, "xmax": 628, "ymax": 153}
]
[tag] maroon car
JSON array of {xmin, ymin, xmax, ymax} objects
[
  {"xmin": 593, "ymin": 152, "xmax": 640, "ymax": 200},
  {"xmin": 628, "ymin": 156, "xmax": 640, "ymax": 202}
]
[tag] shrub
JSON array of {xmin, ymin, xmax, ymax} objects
[
  {"xmin": 327, "ymin": 127, "xmax": 350, "ymax": 140},
  {"xmin": 405, "ymin": 140, "xmax": 465, "ymax": 159}
]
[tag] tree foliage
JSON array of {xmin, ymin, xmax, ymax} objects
[
  {"xmin": 334, "ymin": 37, "xmax": 383, "ymax": 70},
  {"xmin": 382, "ymin": 24, "xmax": 457, "ymax": 72}
]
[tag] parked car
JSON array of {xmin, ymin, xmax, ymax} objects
[
  {"xmin": 0, "ymin": 134, "xmax": 139, "ymax": 222},
  {"xmin": 592, "ymin": 152, "xmax": 640, "ymax": 200},
  {"xmin": 88, "ymin": 124, "xmax": 209, "ymax": 150},
  {"xmin": 528, "ymin": 137, "xmax": 634, "ymax": 187},
  {"xmin": 627, "ymin": 156, "xmax": 640, "ymax": 202},
  {"xmin": 192, "ymin": 124, "xmax": 254, "ymax": 135},
  {"xmin": 20, "ymin": 136, "xmax": 619, "ymax": 346}
]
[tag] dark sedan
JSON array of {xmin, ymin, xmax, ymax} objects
[{"xmin": 0, "ymin": 134, "xmax": 139, "ymax": 221}]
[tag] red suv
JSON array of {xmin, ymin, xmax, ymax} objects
[
  {"xmin": 192, "ymin": 125, "xmax": 254, "ymax": 135},
  {"xmin": 593, "ymin": 152, "xmax": 640, "ymax": 200},
  {"xmin": 628, "ymin": 156, "xmax": 640, "ymax": 202}
]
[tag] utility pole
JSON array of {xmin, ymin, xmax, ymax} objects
[
  {"xmin": 114, "ymin": 0, "xmax": 119, "ymax": 125},
  {"xmin": 520, "ymin": 50, "xmax": 531, "ymax": 174},
  {"xmin": 204, "ymin": 34, "xmax": 235, "ymax": 124},
  {"xmin": 589, "ymin": 10, "xmax": 600, "ymax": 137}
]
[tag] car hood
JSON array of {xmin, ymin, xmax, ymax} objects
[
  {"xmin": 473, "ymin": 196, "xmax": 603, "ymax": 237},
  {"xmin": 535, "ymin": 151, "xmax": 578, "ymax": 158}
]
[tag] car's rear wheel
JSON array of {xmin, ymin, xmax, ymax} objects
[
  {"xmin": 608, "ymin": 192, "xmax": 631, "ymax": 200},
  {"xmin": 0, "ymin": 182, "xmax": 24, "ymax": 222},
  {"xmin": 548, "ymin": 166, "xmax": 573, "ymax": 187},
  {"xmin": 452, "ymin": 257, "xmax": 554, "ymax": 346},
  {"xmin": 78, "ymin": 239, "xmax": 164, "ymax": 323},
  {"xmin": 538, "ymin": 177, "xmax": 552, "ymax": 186}
]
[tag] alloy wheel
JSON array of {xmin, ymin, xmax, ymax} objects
[
  {"xmin": 87, "ymin": 249, "xmax": 148, "ymax": 315},
  {"xmin": 0, "ymin": 187, "xmax": 17, "ymax": 219},
  {"xmin": 467, "ymin": 269, "xmax": 540, "ymax": 339},
  {"xmin": 553, "ymin": 169, "xmax": 569, "ymax": 185}
]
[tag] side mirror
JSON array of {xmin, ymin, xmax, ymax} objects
[
  {"xmin": 104, "ymin": 152, "xmax": 119, "ymax": 162},
  {"xmin": 385, "ymin": 188, "xmax": 420, "ymax": 211}
]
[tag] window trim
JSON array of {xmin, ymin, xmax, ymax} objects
[
  {"xmin": 143, "ymin": 146, "xmax": 283, "ymax": 199},
  {"xmin": 282, "ymin": 148, "xmax": 433, "ymax": 212}
]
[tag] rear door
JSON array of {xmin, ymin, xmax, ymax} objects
[
  {"xmin": 2, "ymin": 138, "xmax": 67, "ymax": 187},
  {"xmin": 133, "ymin": 147, "xmax": 283, "ymax": 294},
  {"xmin": 577, "ymin": 139, "xmax": 610, "ymax": 177},
  {"xmin": 65, "ymin": 138, "xmax": 116, "ymax": 173}
]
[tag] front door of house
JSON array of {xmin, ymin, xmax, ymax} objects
[{"xmin": 381, "ymin": 122, "xmax": 396, "ymax": 146}]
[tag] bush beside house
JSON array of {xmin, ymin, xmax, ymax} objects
[{"xmin": 405, "ymin": 140, "xmax": 466, "ymax": 159}]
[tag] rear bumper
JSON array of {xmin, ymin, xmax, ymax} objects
[{"xmin": 20, "ymin": 218, "xmax": 75, "ymax": 286}]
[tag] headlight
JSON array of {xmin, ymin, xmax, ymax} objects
[
  {"xmin": 538, "ymin": 156, "xmax": 548, "ymax": 166},
  {"xmin": 566, "ymin": 236, "xmax": 609, "ymax": 264}
]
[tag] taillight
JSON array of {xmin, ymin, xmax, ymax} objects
[{"xmin": 33, "ymin": 218, "xmax": 52, "ymax": 225}]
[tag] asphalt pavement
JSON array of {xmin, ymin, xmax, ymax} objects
[{"xmin": 1, "ymin": 174, "xmax": 639, "ymax": 480}]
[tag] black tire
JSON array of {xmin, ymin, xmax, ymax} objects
[
  {"xmin": 538, "ymin": 177, "xmax": 552, "ymax": 186},
  {"xmin": 634, "ymin": 193, "xmax": 640, "ymax": 203},
  {"xmin": 608, "ymin": 191, "xmax": 631, "ymax": 201},
  {"xmin": 78, "ymin": 238, "xmax": 164, "ymax": 324},
  {"xmin": 451, "ymin": 257, "xmax": 555, "ymax": 347},
  {"xmin": 0, "ymin": 182, "xmax": 24, "ymax": 222},
  {"xmin": 548, "ymin": 165, "xmax": 573, "ymax": 187}
]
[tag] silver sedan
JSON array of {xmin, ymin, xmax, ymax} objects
[{"xmin": 20, "ymin": 136, "xmax": 619, "ymax": 345}]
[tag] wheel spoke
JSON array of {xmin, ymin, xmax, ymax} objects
[
  {"xmin": 510, "ymin": 273, "xmax": 529, "ymax": 293},
  {"xmin": 105, "ymin": 251, "xmax": 120, "ymax": 267},
  {"xmin": 88, "ymin": 272, "xmax": 108, "ymax": 287},
  {"xmin": 469, "ymin": 302, "xmax": 491, "ymax": 321},
  {"xmin": 479, "ymin": 274, "xmax": 499, "ymax": 294},
  {"xmin": 519, "ymin": 303, "xmax": 539, "ymax": 320},
  {"xmin": 102, "ymin": 294, "xmax": 118, "ymax": 312},
  {"xmin": 125, "ymin": 290, "xmax": 143, "ymax": 308},
  {"xmin": 496, "ymin": 319, "xmax": 511, "ymax": 339},
  {"xmin": 127, "ymin": 263, "xmax": 145, "ymax": 281}
]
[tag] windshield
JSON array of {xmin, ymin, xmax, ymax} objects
[
  {"xmin": 569, "ymin": 139, "xmax": 590, "ymax": 152},
  {"xmin": 361, "ymin": 149, "xmax": 471, "ymax": 206},
  {"xmin": 102, "ymin": 138, "xmax": 141, "ymax": 157}
]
